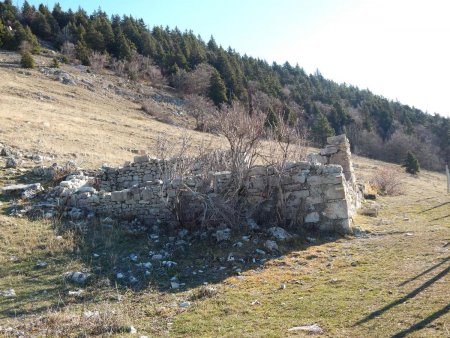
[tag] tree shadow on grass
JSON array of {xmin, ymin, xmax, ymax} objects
[
  {"xmin": 390, "ymin": 304, "xmax": 450, "ymax": 338},
  {"xmin": 354, "ymin": 264, "xmax": 450, "ymax": 326},
  {"xmin": 397, "ymin": 256, "xmax": 450, "ymax": 287}
]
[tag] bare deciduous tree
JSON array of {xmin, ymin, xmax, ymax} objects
[
  {"xmin": 88, "ymin": 52, "xmax": 107, "ymax": 73},
  {"xmin": 171, "ymin": 63, "xmax": 214, "ymax": 95},
  {"xmin": 61, "ymin": 41, "xmax": 75, "ymax": 58},
  {"xmin": 213, "ymin": 102, "xmax": 266, "ymax": 192},
  {"xmin": 184, "ymin": 94, "xmax": 217, "ymax": 131}
]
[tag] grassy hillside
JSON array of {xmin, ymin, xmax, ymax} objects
[{"xmin": 0, "ymin": 49, "xmax": 224, "ymax": 168}]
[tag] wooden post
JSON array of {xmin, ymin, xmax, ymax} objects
[{"xmin": 446, "ymin": 164, "xmax": 450, "ymax": 194}]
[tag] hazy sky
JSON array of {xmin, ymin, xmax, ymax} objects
[{"xmin": 24, "ymin": 0, "xmax": 450, "ymax": 117}]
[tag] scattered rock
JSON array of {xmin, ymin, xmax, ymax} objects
[
  {"xmin": 255, "ymin": 249, "xmax": 266, "ymax": 255},
  {"xmin": 83, "ymin": 310, "xmax": 99, "ymax": 318},
  {"xmin": 64, "ymin": 271, "xmax": 91, "ymax": 285},
  {"xmin": 36, "ymin": 260, "xmax": 48, "ymax": 268},
  {"xmin": 179, "ymin": 301, "xmax": 191, "ymax": 308},
  {"xmin": 162, "ymin": 261, "xmax": 177, "ymax": 268},
  {"xmin": 171, "ymin": 281, "xmax": 180, "ymax": 289},
  {"xmin": 5, "ymin": 157, "xmax": 21, "ymax": 168},
  {"xmin": 247, "ymin": 218, "xmax": 260, "ymax": 230},
  {"xmin": 0, "ymin": 289, "xmax": 16, "ymax": 297},
  {"xmin": 1, "ymin": 183, "xmax": 43, "ymax": 196},
  {"xmin": 0, "ymin": 147, "xmax": 12, "ymax": 157},
  {"xmin": 214, "ymin": 228, "xmax": 231, "ymax": 242},
  {"xmin": 268, "ymin": 227, "xmax": 292, "ymax": 241},
  {"xmin": 251, "ymin": 300, "xmax": 261, "ymax": 305},
  {"xmin": 264, "ymin": 240, "xmax": 279, "ymax": 252},
  {"xmin": 68, "ymin": 289, "xmax": 83, "ymax": 296},
  {"xmin": 116, "ymin": 273, "xmax": 125, "ymax": 279},
  {"xmin": 288, "ymin": 324, "xmax": 323, "ymax": 334},
  {"xmin": 151, "ymin": 254, "xmax": 163, "ymax": 261},
  {"xmin": 127, "ymin": 326, "xmax": 137, "ymax": 334}
]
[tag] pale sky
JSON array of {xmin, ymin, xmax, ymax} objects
[{"xmin": 25, "ymin": 0, "xmax": 450, "ymax": 117}]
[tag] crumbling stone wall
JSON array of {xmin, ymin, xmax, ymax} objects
[{"xmin": 54, "ymin": 135, "xmax": 361, "ymax": 234}]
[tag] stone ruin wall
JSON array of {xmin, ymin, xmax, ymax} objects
[{"xmin": 56, "ymin": 135, "xmax": 361, "ymax": 234}]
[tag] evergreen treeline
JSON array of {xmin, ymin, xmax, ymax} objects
[{"xmin": 0, "ymin": 1, "xmax": 448, "ymax": 170}]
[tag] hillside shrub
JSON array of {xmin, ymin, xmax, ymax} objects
[
  {"xmin": 402, "ymin": 151, "xmax": 420, "ymax": 174},
  {"xmin": 20, "ymin": 51, "xmax": 35, "ymax": 69},
  {"xmin": 370, "ymin": 167, "xmax": 404, "ymax": 195}
]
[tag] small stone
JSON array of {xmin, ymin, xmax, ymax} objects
[
  {"xmin": 68, "ymin": 289, "xmax": 83, "ymax": 296},
  {"xmin": 288, "ymin": 324, "xmax": 323, "ymax": 334},
  {"xmin": 247, "ymin": 219, "xmax": 260, "ymax": 230},
  {"xmin": 65, "ymin": 271, "xmax": 91, "ymax": 285},
  {"xmin": 179, "ymin": 301, "xmax": 191, "ymax": 308},
  {"xmin": 0, "ymin": 289, "xmax": 16, "ymax": 297},
  {"xmin": 171, "ymin": 282, "xmax": 180, "ymax": 289},
  {"xmin": 5, "ymin": 157, "xmax": 20, "ymax": 168},
  {"xmin": 129, "ymin": 253, "xmax": 138, "ymax": 262},
  {"xmin": 151, "ymin": 254, "xmax": 163, "ymax": 261},
  {"xmin": 264, "ymin": 240, "xmax": 278, "ymax": 252},
  {"xmin": 116, "ymin": 273, "xmax": 124, "ymax": 279},
  {"xmin": 36, "ymin": 260, "xmax": 48, "ymax": 268},
  {"xmin": 83, "ymin": 310, "xmax": 99, "ymax": 318},
  {"xmin": 268, "ymin": 227, "xmax": 292, "ymax": 241},
  {"xmin": 214, "ymin": 228, "xmax": 231, "ymax": 242},
  {"xmin": 128, "ymin": 326, "xmax": 137, "ymax": 334},
  {"xmin": 256, "ymin": 249, "xmax": 266, "ymax": 255}
]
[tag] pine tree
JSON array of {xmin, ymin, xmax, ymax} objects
[
  {"xmin": 75, "ymin": 39, "xmax": 90, "ymax": 65},
  {"xmin": 0, "ymin": 21, "xmax": 4, "ymax": 47},
  {"xmin": 402, "ymin": 151, "xmax": 420, "ymax": 174},
  {"xmin": 312, "ymin": 113, "xmax": 335, "ymax": 146},
  {"xmin": 209, "ymin": 69, "xmax": 227, "ymax": 107},
  {"xmin": 20, "ymin": 51, "xmax": 34, "ymax": 68}
]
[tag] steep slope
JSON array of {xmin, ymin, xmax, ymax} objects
[{"xmin": 0, "ymin": 50, "xmax": 224, "ymax": 168}]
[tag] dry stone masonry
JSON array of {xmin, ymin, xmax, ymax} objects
[{"xmin": 52, "ymin": 135, "xmax": 361, "ymax": 234}]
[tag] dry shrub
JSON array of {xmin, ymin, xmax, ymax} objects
[
  {"xmin": 60, "ymin": 41, "xmax": 75, "ymax": 58},
  {"xmin": 184, "ymin": 94, "xmax": 217, "ymax": 131},
  {"xmin": 370, "ymin": 167, "xmax": 405, "ymax": 195},
  {"xmin": 14, "ymin": 308, "xmax": 131, "ymax": 337},
  {"xmin": 171, "ymin": 63, "xmax": 214, "ymax": 95},
  {"xmin": 88, "ymin": 51, "xmax": 107, "ymax": 73},
  {"xmin": 141, "ymin": 99, "xmax": 173, "ymax": 124}
]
